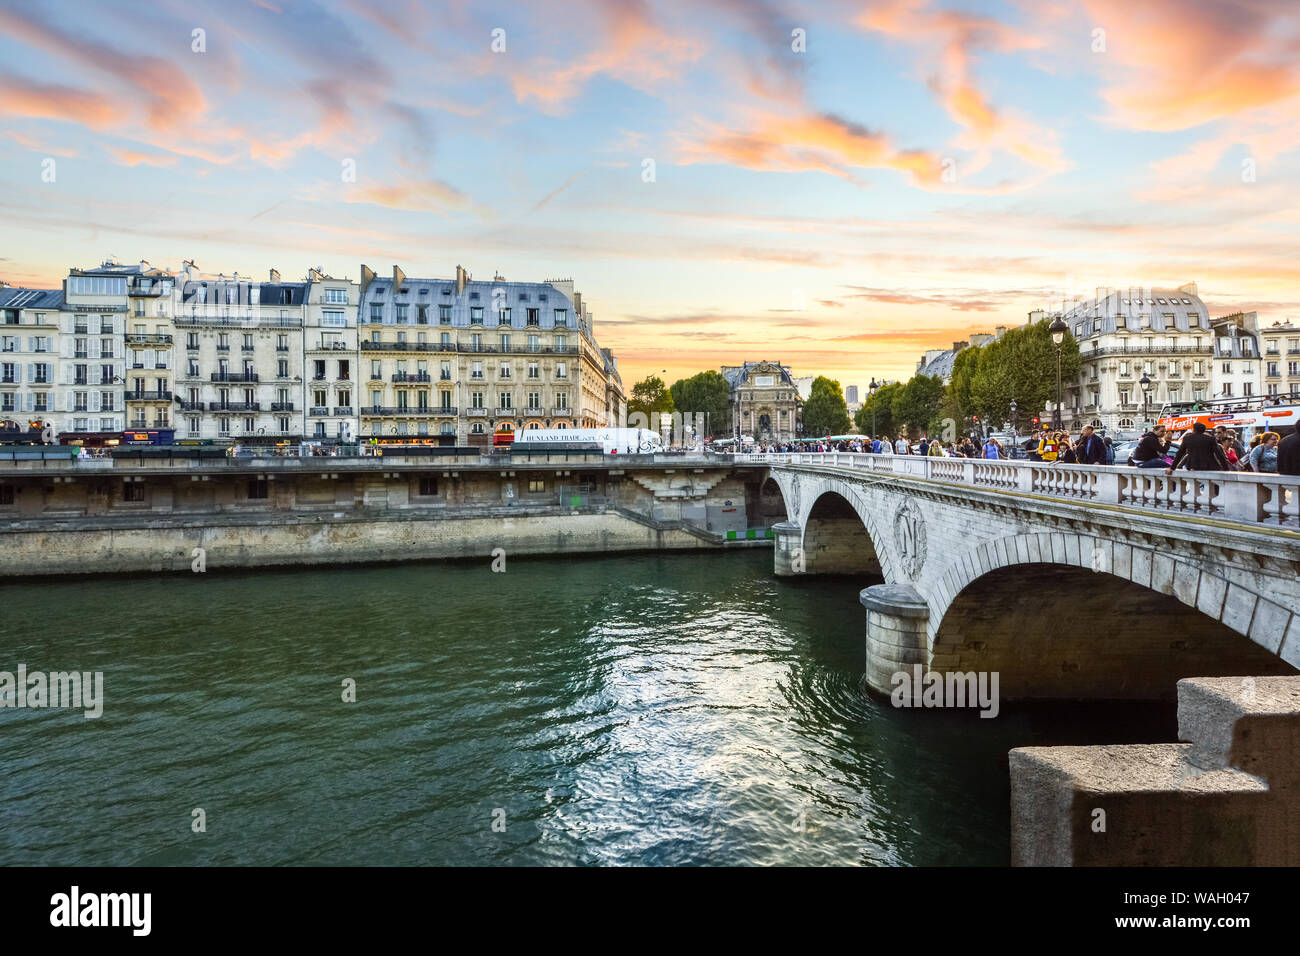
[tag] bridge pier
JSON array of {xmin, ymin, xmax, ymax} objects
[
  {"xmin": 860, "ymin": 583, "xmax": 931, "ymax": 701},
  {"xmin": 772, "ymin": 521, "xmax": 804, "ymax": 576}
]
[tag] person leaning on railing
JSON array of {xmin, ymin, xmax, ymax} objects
[{"xmin": 1248, "ymin": 432, "xmax": 1281, "ymax": 474}]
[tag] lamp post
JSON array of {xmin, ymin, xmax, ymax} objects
[
  {"xmin": 1049, "ymin": 317, "xmax": 1068, "ymax": 429},
  {"xmin": 1009, "ymin": 399, "xmax": 1017, "ymax": 438},
  {"xmin": 1140, "ymin": 371, "xmax": 1152, "ymax": 431},
  {"xmin": 868, "ymin": 377, "xmax": 879, "ymax": 436}
]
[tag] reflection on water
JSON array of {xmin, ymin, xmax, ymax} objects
[{"xmin": 0, "ymin": 550, "xmax": 1172, "ymax": 865}]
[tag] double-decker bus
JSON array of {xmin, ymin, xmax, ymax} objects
[{"xmin": 1156, "ymin": 391, "xmax": 1300, "ymax": 440}]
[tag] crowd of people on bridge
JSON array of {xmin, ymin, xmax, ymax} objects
[{"xmin": 737, "ymin": 423, "xmax": 1300, "ymax": 476}]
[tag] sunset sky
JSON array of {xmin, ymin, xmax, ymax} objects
[{"xmin": 2, "ymin": 0, "xmax": 1299, "ymax": 392}]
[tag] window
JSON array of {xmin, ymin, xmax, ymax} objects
[
  {"xmin": 471, "ymin": 307, "xmax": 484, "ymax": 322},
  {"xmin": 500, "ymin": 364, "xmax": 511, "ymax": 378},
  {"xmin": 1222, "ymin": 383, "xmax": 1233, "ymax": 397},
  {"xmin": 1243, "ymin": 382, "xmax": 1253, "ymax": 396},
  {"xmin": 244, "ymin": 417, "xmax": 255, "ymax": 431},
  {"xmin": 499, "ymin": 333, "xmax": 511, "ymax": 350},
  {"xmin": 188, "ymin": 416, "xmax": 200, "ymax": 436},
  {"xmin": 472, "ymin": 362, "xmax": 483, "ymax": 379},
  {"xmin": 370, "ymin": 304, "xmax": 383, "ymax": 322},
  {"xmin": 418, "ymin": 477, "xmax": 438, "ymax": 496},
  {"xmin": 471, "ymin": 391, "xmax": 484, "ymax": 408},
  {"xmin": 555, "ymin": 335, "xmax": 567, "ymax": 352},
  {"xmin": 248, "ymin": 478, "xmax": 269, "ymax": 500},
  {"xmin": 0, "ymin": 486, "xmax": 12, "ymax": 506},
  {"xmin": 439, "ymin": 305, "xmax": 452, "ymax": 324},
  {"xmin": 555, "ymin": 392, "xmax": 568, "ymax": 409},
  {"xmin": 554, "ymin": 310, "xmax": 567, "ymax": 326},
  {"xmin": 499, "ymin": 392, "xmax": 512, "ymax": 409},
  {"xmin": 471, "ymin": 422, "xmax": 485, "ymax": 434},
  {"xmin": 528, "ymin": 479, "xmax": 545, "ymax": 493},
  {"xmin": 1222, "ymin": 362, "xmax": 1232, "ymax": 374},
  {"xmin": 218, "ymin": 417, "xmax": 230, "ymax": 434},
  {"xmin": 440, "ymin": 361, "xmax": 451, "ymax": 380},
  {"xmin": 395, "ymin": 304, "xmax": 408, "ymax": 324},
  {"xmin": 324, "ymin": 288, "xmax": 349, "ymax": 304},
  {"xmin": 527, "ymin": 391, "xmax": 540, "ymax": 409},
  {"xmin": 470, "ymin": 333, "xmax": 482, "ymax": 349},
  {"xmin": 498, "ymin": 308, "xmax": 511, "ymax": 324},
  {"xmin": 528, "ymin": 363, "xmax": 539, "ymax": 379},
  {"xmin": 556, "ymin": 362, "xmax": 567, "ymax": 379},
  {"xmin": 123, "ymin": 482, "xmax": 145, "ymax": 502}
]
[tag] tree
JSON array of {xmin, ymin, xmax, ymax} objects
[
  {"xmin": 627, "ymin": 375, "xmax": 675, "ymax": 429},
  {"xmin": 891, "ymin": 374, "xmax": 946, "ymax": 437},
  {"xmin": 855, "ymin": 382, "xmax": 900, "ymax": 437},
  {"xmin": 965, "ymin": 320, "xmax": 1080, "ymax": 428},
  {"xmin": 801, "ymin": 376, "xmax": 850, "ymax": 437},
  {"xmin": 668, "ymin": 370, "xmax": 731, "ymax": 437}
]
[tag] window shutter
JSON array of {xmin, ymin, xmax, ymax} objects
[
  {"xmin": 27, "ymin": 363, "xmax": 35, "ymax": 381},
  {"xmin": 91, "ymin": 392, "xmax": 101, "ymax": 412}
]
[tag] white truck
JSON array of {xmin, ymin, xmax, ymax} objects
[{"xmin": 512, "ymin": 427, "xmax": 663, "ymax": 455}]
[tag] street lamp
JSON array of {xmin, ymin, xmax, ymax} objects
[
  {"xmin": 1140, "ymin": 371, "xmax": 1152, "ymax": 430},
  {"xmin": 1009, "ymin": 399, "xmax": 1017, "ymax": 437},
  {"xmin": 868, "ymin": 377, "xmax": 879, "ymax": 436},
  {"xmin": 1049, "ymin": 317, "xmax": 1068, "ymax": 428}
]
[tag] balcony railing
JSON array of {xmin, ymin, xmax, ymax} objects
[
  {"xmin": 309, "ymin": 406, "xmax": 330, "ymax": 417},
  {"xmin": 271, "ymin": 402, "xmax": 295, "ymax": 411},
  {"xmin": 550, "ymin": 407, "xmax": 571, "ymax": 416},
  {"xmin": 125, "ymin": 333, "xmax": 173, "ymax": 345},
  {"xmin": 358, "ymin": 341, "xmax": 579, "ymax": 355},
  {"xmin": 392, "ymin": 373, "xmax": 431, "ymax": 383},
  {"xmin": 495, "ymin": 407, "xmax": 515, "ymax": 416},
  {"xmin": 211, "ymin": 372, "xmax": 259, "ymax": 382},
  {"xmin": 466, "ymin": 407, "xmax": 488, "ymax": 416},
  {"xmin": 124, "ymin": 390, "xmax": 173, "ymax": 401},
  {"xmin": 177, "ymin": 400, "xmax": 205, "ymax": 411},
  {"xmin": 333, "ymin": 406, "xmax": 353, "ymax": 416},
  {"xmin": 211, "ymin": 402, "xmax": 261, "ymax": 412}
]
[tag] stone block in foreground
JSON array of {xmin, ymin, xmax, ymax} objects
[{"xmin": 1010, "ymin": 675, "xmax": 1300, "ymax": 866}]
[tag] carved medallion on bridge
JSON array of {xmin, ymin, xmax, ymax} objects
[
  {"xmin": 893, "ymin": 498, "xmax": 927, "ymax": 579},
  {"xmin": 788, "ymin": 475, "xmax": 801, "ymax": 517}
]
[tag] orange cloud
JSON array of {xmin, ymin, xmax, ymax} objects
[
  {"xmin": 1082, "ymin": 0, "xmax": 1300, "ymax": 131},
  {"xmin": 857, "ymin": 0, "xmax": 1069, "ymax": 185},
  {"xmin": 678, "ymin": 110, "xmax": 946, "ymax": 187},
  {"xmin": 0, "ymin": 6, "xmax": 206, "ymax": 132},
  {"xmin": 0, "ymin": 73, "xmax": 123, "ymax": 128}
]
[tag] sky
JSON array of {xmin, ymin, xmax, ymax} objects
[{"xmin": 2, "ymin": 0, "xmax": 1299, "ymax": 393}]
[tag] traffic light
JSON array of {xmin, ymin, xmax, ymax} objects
[{"xmin": 1032, "ymin": 416, "xmax": 1040, "ymax": 425}]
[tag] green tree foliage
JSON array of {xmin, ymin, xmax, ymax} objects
[
  {"xmin": 627, "ymin": 375, "xmax": 675, "ymax": 426},
  {"xmin": 854, "ymin": 382, "xmax": 900, "ymax": 437},
  {"xmin": 801, "ymin": 376, "xmax": 851, "ymax": 437},
  {"xmin": 668, "ymin": 370, "xmax": 731, "ymax": 436},
  {"xmin": 891, "ymin": 374, "xmax": 945, "ymax": 436},
  {"xmin": 963, "ymin": 320, "xmax": 1080, "ymax": 428}
]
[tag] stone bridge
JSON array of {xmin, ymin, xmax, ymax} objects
[{"xmin": 742, "ymin": 452, "xmax": 1300, "ymax": 701}]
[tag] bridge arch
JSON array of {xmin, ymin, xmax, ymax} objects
[
  {"xmin": 799, "ymin": 489, "xmax": 883, "ymax": 577},
  {"xmin": 926, "ymin": 533, "xmax": 1297, "ymax": 699}
]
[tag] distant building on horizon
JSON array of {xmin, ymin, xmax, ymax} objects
[{"xmin": 721, "ymin": 360, "xmax": 801, "ymax": 441}]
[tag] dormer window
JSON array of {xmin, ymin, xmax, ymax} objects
[{"xmin": 441, "ymin": 288, "xmax": 451, "ymax": 296}]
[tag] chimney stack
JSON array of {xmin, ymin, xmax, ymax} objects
[
  {"xmin": 455, "ymin": 264, "xmax": 469, "ymax": 296},
  {"xmin": 393, "ymin": 264, "xmax": 406, "ymax": 289},
  {"xmin": 360, "ymin": 264, "xmax": 375, "ymax": 296},
  {"xmin": 269, "ymin": 268, "xmax": 280, "ymax": 283}
]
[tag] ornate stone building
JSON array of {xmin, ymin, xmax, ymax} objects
[{"xmin": 721, "ymin": 360, "xmax": 801, "ymax": 441}]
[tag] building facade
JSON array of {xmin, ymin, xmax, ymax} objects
[
  {"xmin": 0, "ymin": 287, "xmax": 63, "ymax": 435},
  {"xmin": 1036, "ymin": 284, "xmax": 1214, "ymax": 433},
  {"xmin": 302, "ymin": 269, "xmax": 359, "ymax": 442},
  {"xmin": 61, "ymin": 263, "xmax": 133, "ymax": 438},
  {"xmin": 1211, "ymin": 312, "xmax": 1260, "ymax": 403},
  {"xmin": 175, "ymin": 266, "xmax": 307, "ymax": 445},
  {"xmin": 1258, "ymin": 320, "xmax": 1300, "ymax": 399},
  {"xmin": 357, "ymin": 265, "xmax": 618, "ymax": 445},
  {"xmin": 722, "ymin": 361, "xmax": 801, "ymax": 440}
]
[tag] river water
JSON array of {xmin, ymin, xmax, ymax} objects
[{"xmin": 0, "ymin": 550, "xmax": 1171, "ymax": 866}]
